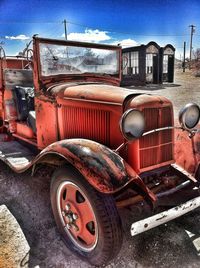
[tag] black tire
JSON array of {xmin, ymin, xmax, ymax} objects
[{"xmin": 50, "ymin": 166, "xmax": 123, "ymax": 266}]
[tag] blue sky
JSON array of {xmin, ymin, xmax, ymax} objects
[{"xmin": 0, "ymin": 0, "xmax": 200, "ymax": 58}]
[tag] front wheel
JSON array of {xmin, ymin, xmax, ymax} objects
[{"xmin": 50, "ymin": 166, "xmax": 123, "ymax": 266}]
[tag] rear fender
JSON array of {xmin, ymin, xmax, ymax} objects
[{"xmin": 39, "ymin": 139, "xmax": 156, "ymax": 202}]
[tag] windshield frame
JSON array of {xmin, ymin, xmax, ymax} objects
[{"xmin": 33, "ymin": 37, "xmax": 122, "ymax": 87}]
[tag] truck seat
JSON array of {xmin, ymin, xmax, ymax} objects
[
  {"xmin": 27, "ymin": 111, "xmax": 36, "ymax": 133},
  {"xmin": 12, "ymin": 86, "xmax": 34, "ymax": 121}
]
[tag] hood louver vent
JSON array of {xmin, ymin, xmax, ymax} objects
[{"xmin": 61, "ymin": 106, "xmax": 110, "ymax": 146}]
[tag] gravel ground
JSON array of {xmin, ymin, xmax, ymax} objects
[
  {"xmin": 127, "ymin": 69, "xmax": 200, "ymax": 116},
  {"xmin": 0, "ymin": 69, "xmax": 200, "ymax": 268}
]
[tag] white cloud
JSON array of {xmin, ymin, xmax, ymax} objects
[
  {"xmin": 112, "ymin": 38, "xmax": 139, "ymax": 48},
  {"xmin": 5, "ymin": 34, "xmax": 30, "ymax": 40},
  {"xmin": 63, "ymin": 29, "xmax": 111, "ymax": 43}
]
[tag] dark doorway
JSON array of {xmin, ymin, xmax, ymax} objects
[
  {"xmin": 153, "ymin": 55, "xmax": 159, "ymax": 83},
  {"xmin": 168, "ymin": 55, "xmax": 174, "ymax": 82}
]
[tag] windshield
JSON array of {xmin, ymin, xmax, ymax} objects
[{"xmin": 39, "ymin": 43, "xmax": 120, "ymax": 77}]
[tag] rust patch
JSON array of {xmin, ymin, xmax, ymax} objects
[
  {"xmin": 175, "ymin": 123, "xmax": 200, "ymax": 175},
  {"xmin": 156, "ymin": 215, "xmax": 167, "ymax": 221},
  {"xmin": 37, "ymin": 139, "xmax": 155, "ymax": 203}
]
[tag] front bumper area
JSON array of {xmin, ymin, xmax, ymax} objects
[{"xmin": 131, "ymin": 195, "xmax": 200, "ymax": 236}]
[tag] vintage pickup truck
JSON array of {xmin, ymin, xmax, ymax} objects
[{"xmin": 0, "ymin": 37, "xmax": 199, "ymax": 266}]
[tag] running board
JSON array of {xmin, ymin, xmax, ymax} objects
[
  {"xmin": 0, "ymin": 140, "xmax": 35, "ymax": 171},
  {"xmin": 131, "ymin": 195, "xmax": 200, "ymax": 236}
]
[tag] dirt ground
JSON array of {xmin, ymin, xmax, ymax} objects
[
  {"xmin": 0, "ymin": 70, "xmax": 200, "ymax": 268},
  {"xmin": 127, "ymin": 69, "xmax": 200, "ymax": 115}
]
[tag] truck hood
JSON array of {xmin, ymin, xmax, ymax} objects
[
  {"xmin": 49, "ymin": 82, "xmax": 137, "ymax": 105},
  {"xmin": 49, "ymin": 82, "xmax": 171, "ymax": 108}
]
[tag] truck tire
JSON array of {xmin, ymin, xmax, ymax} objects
[{"xmin": 50, "ymin": 166, "xmax": 123, "ymax": 266}]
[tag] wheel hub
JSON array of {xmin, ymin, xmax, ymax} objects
[
  {"xmin": 62, "ymin": 203, "xmax": 79, "ymax": 231},
  {"xmin": 57, "ymin": 181, "xmax": 98, "ymax": 252}
]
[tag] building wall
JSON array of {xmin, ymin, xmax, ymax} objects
[
  {"xmin": 121, "ymin": 45, "xmax": 146, "ymax": 86},
  {"xmin": 121, "ymin": 42, "xmax": 175, "ymax": 86}
]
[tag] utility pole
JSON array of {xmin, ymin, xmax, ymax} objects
[
  {"xmin": 189, "ymin": 25, "xmax": 195, "ymax": 61},
  {"xmin": 63, "ymin": 19, "xmax": 68, "ymax": 40},
  {"xmin": 183, "ymin": 41, "xmax": 186, "ymax": 72}
]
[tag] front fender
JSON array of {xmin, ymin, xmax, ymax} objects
[{"xmin": 39, "ymin": 139, "xmax": 156, "ymax": 202}]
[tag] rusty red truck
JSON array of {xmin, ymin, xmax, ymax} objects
[{"xmin": 0, "ymin": 37, "xmax": 200, "ymax": 266}]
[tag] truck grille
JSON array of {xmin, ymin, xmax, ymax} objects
[
  {"xmin": 61, "ymin": 106, "xmax": 110, "ymax": 145},
  {"xmin": 139, "ymin": 106, "xmax": 173, "ymax": 169}
]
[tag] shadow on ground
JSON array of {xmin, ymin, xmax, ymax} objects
[
  {"xmin": 126, "ymin": 83, "xmax": 181, "ymax": 91},
  {"xmin": 1, "ymin": 159, "xmax": 200, "ymax": 268},
  {"xmin": 117, "ymin": 207, "xmax": 200, "ymax": 268}
]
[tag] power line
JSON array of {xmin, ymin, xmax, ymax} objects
[
  {"xmin": 61, "ymin": 20, "xmax": 200, "ymax": 37},
  {"xmin": 0, "ymin": 19, "xmax": 199, "ymax": 37},
  {"xmin": 0, "ymin": 20, "xmax": 61, "ymax": 24}
]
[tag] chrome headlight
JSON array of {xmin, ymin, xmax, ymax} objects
[
  {"xmin": 120, "ymin": 109, "xmax": 145, "ymax": 141},
  {"xmin": 179, "ymin": 103, "xmax": 200, "ymax": 129}
]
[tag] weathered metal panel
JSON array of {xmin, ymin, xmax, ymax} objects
[
  {"xmin": 0, "ymin": 137, "xmax": 156, "ymax": 200},
  {"xmin": 3, "ymin": 58, "xmax": 29, "ymax": 69},
  {"xmin": 131, "ymin": 195, "xmax": 200, "ymax": 236},
  {"xmin": 51, "ymin": 83, "xmax": 136, "ymax": 105},
  {"xmin": 41, "ymin": 139, "xmax": 156, "ymax": 198},
  {"xmin": 35, "ymin": 97, "xmax": 58, "ymax": 149},
  {"xmin": 3, "ymin": 69, "xmax": 33, "ymax": 88},
  {"xmin": 175, "ymin": 125, "xmax": 200, "ymax": 175}
]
